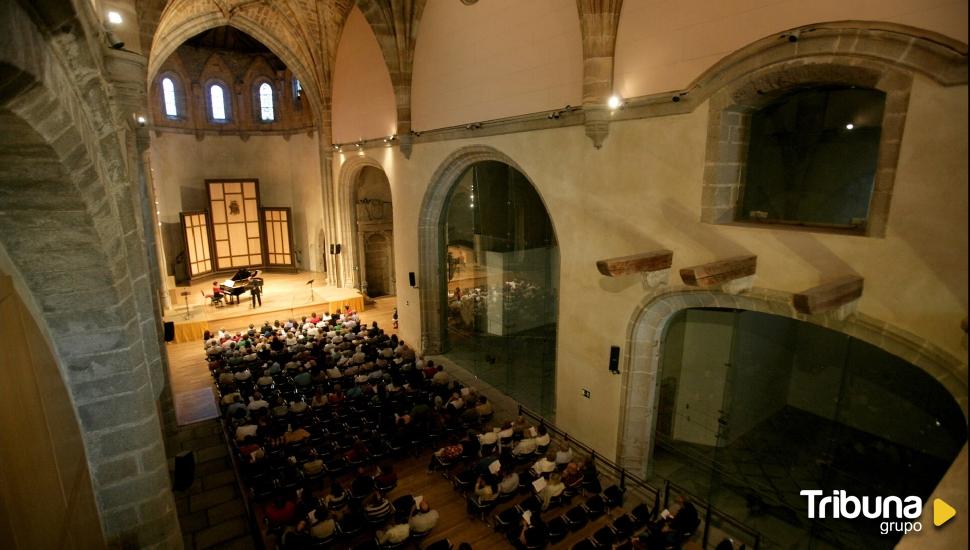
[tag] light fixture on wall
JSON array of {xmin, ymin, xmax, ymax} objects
[
  {"xmin": 464, "ymin": 122, "xmax": 482, "ymax": 130},
  {"xmin": 106, "ymin": 10, "xmax": 123, "ymax": 24},
  {"xmin": 607, "ymin": 94, "xmax": 624, "ymax": 111},
  {"xmin": 136, "ymin": 115, "xmax": 147, "ymax": 127}
]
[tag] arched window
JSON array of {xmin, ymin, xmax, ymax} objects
[
  {"xmin": 258, "ymin": 82, "xmax": 275, "ymax": 121},
  {"xmin": 161, "ymin": 77, "xmax": 178, "ymax": 118},
  {"xmin": 209, "ymin": 84, "xmax": 228, "ymax": 121}
]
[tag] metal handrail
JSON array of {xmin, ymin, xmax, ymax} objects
[{"xmin": 517, "ymin": 403, "xmax": 763, "ymax": 550}]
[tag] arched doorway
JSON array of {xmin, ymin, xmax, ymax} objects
[
  {"xmin": 354, "ymin": 166, "xmax": 395, "ymax": 297},
  {"xmin": 419, "ymin": 147, "xmax": 559, "ymax": 417},
  {"xmin": 617, "ymin": 289, "xmax": 968, "ymax": 549}
]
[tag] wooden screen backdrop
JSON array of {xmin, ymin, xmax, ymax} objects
[
  {"xmin": 207, "ymin": 180, "xmax": 262, "ymax": 270},
  {"xmin": 263, "ymin": 207, "xmax": 295, "ymax": 267},
  {"xmin": 180, "ymin": 210, "xmax": 213, "ymax": 277}
]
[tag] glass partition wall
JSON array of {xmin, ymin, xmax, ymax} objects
[
  {"xmin": 652, "ymin": 308, "xmax": 966, "ymax": 549},
  {"xmin": 442, "ymin": 161, "xmax": 558, "ymax": 418}
]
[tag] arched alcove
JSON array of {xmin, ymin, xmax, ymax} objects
[
  {"xmin": 354, "ymin": 166, "xmax": 395, "ymax": 297},
  {"xmin": 418, "ymin": 146, "xmax": 560, "ymax": 416},
  {"xmin": 617, "ymin": 287, "xmax": 967, "ymax": 546}
]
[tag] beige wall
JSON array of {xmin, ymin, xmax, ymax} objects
[
  {"xmin": 0, "ymin": 271, "xmax": 104, "ymax": 550},
  {"xmin": 337, "ymin": 75, "xmax": 967, "ymax": 457},
  {"xmin": 150, "ymin": 132, "xmax": 327, "ymax": 274},
  {"xmin": 614, "ymin": 0, "xmax": 970, "ymax": 99},
  {"xmin": 331, "ymin": 5, "xmax": 397, "ymax": 144},
  {"xmin": 410, "ymin": 0, "xmax": 583, "ymax": 130}
]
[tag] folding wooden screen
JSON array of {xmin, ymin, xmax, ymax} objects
[
  {"xmin": 262, "ymin": 207, "xmax": 295, "ymax": 268},
  {"xmin": 179, "ymin": 210, "xmax": 213, "ymax": 277},
  {"xmin": 207, "ymin": 180, "xmax": 262, "ymax": 270}
]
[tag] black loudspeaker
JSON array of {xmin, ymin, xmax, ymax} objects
[
  {"xmin": 335, "ymin": 244, "xmax": 342, "ymax": 254},
  {"xmin": 173, "ymin": 450, "xmax": 196, "ymax": 491},
  {"xmin": 163, "ymin": 321, "xmax": 175, "ymax": 342},
  {"xmin": 609, "ymin": 345, "xmax": 620, "ymax": 374},
  {"xmin": 329, "ymin": 244, "xmax": 335, "ymax": 254},
  {"xmin": 408, "ymin": 272, "xmax": 416, "ymax": 287}
]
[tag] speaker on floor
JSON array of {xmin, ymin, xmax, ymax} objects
[
  {"xmin": 609, "ymin": 345, "xmax": 620, "ymax": 374},
  {"xmin": 163, "ymin": 321, "xmax": 175, "ymax": 342},
  {"xmin": 408, "ymin": 271, "xmax": 416, "ymax": 287},
  {"xmin": 173, "ymin": 450, "xmax": 196, "ymax": 492}
]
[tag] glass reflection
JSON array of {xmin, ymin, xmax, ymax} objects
[{"xmin": 443, "ymin": 161, "xmax": 558, "ymax": 417}]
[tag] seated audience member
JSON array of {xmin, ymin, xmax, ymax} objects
[
  {"xmin": 511, "ymin": 434, "xmax": 537, "ymax": 458},
  {"xmin": 375, "ymin": 462, "xmax": 398, "ymax": 489},
  {"xmin": 538, "ymin": 472, "xmax": 565, "ymax": 511},
  {"xmin": 248, "ymin": 392, "xmax": 269, "ymax": 412},
  {"xmin": 324, "ymin": 481, "xmax": 348, "ymax": 515},
  {"xmin": 309, "ymin": 506, "xmax": 336, "ymax": 539},
  {"xmin": 534, "ymin": 425, "xmax": 551, "ymax": 449},
  {"xmin": 497, "ymin": 469, "xmax": 519, "ymax": 497},
  {"xmin": 264, "ymin": 492, "xmax": 298, "ymax": 528},
  {"xmin": 555, "ymin": 443, "xmax": 574, "ymax": 466},
  {"xmin": 668, "ymin": 494, "xmax": 699, "ymax": 535},
  {"xmin": 378, "ymin": 511, "xmax": 411, "ymax": 544},
  {"xmin": 531, "ymin": 451, "xmax": 557, "ymax": 477},
  {"xmin": 409, "ymin": 500, "xmax": 439, "ymax": 534},
  {"xmin": 364, "ymin": 492, "xmax": 394, "ymax": 523}
]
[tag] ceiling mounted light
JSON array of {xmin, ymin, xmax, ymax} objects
[{"xmin": 845, "ymin": 123, "xmax": 854, "ymax": 130}]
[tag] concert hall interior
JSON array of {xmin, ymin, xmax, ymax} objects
[{"xmin": 0, "ymin": 1, "xmax": 967, "ymax": 550}]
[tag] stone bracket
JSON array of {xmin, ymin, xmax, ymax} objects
[
  {"xmin": 679, "ymin": 254, "xmax": 757, "ymax": 289},
  {"xmin": 792, "ymin": 275, "xmax": 864, "ymax": 315}
]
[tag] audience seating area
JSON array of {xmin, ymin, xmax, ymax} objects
[{"xmin": 203, "ymin": 310, "xmax": 728, "ymax": 549}]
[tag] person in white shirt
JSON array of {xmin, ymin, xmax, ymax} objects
[
  {"xmin": 555, "ymin": 444, "xmax": 574, "ymax": 466},
  {"xmin": 408, "ymin": 501, "xmax": 439, "ymax": 534},
  {"xmin": 531, "ymin": 452, "xmax": 557, "ymax": 476},
  {"xmin": 248, "ymin": 393, "xmax": 269, "ymax": 411}
]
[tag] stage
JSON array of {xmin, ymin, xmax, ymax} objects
[{"xmin": 162, "ymin": 270, "xmax": 364, "ymax": 343}]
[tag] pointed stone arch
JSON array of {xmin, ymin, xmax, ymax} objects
[
  {"xmin": 336, "ymin": 154, "xmax": 388, "ymax": 289},
  {"xmin": 616, "ymin": 286, "xmax": 968, "ymax": 475},
  {"xmin": 416, "ymin": 144, "xmax": 560, "ymax": 354}
]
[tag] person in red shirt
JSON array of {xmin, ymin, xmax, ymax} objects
[{"xmin": 264, "ymin": 492, "xmax": 298, "ymax": 527}]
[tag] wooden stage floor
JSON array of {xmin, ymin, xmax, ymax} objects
[{"xmin": 163, "ymin": 271, "xmax": 364, "ymax": 343}]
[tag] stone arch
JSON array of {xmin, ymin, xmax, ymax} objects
[
  {"xmin": 336, "ymin": 154, "xmax": 386, "ymax": 289},
  {"xmin": 676, "ymin": 21, "xmax": 969, "ymax": 237},
  {"xmin": 1, "ymin": 1, "xmax": 179, "ymax": 545},
  {"xmin": 616, "ymin": 286, "xmax": 968, "ymax": 475},
  {"xmin": 149, "ymin": 1, "xmax": 323, "ymax": 119},
  {"xmin": 416, "ymin": 144, "xmax": 560, "ymax": 354}
]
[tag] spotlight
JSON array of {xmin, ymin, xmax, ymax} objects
[
  {"xmin": 136, "ymin": 115, "xmax": 147, "ymax": 127},
  {"xmin": 107, "ymin": 10, "xmax": 123, "ymax": 25},
  {"xmin": 845, "ymin": 123, "xmax": 854, "ymax": 130},
  {"xmin": 607, "ymin": 94, "xmax": 623, "ymax": 110}
]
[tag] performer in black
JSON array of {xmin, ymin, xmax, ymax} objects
[{"xmin": 250, "ymin": 283, "xmax": 262, "ymax": 308}]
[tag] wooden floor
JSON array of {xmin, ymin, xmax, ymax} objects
[{"xmin": 164, "ymin": 296, "xmax": 699, "ymax": 550}]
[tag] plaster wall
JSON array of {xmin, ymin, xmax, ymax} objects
[
  {"xmin": 614, "ymin": 0, "xmax": 969, "ymax": 99},
  {"xmin": 331, "ymin": 6, "xmax": 397, "ymax": 144},
  {"xmin": 410, "ymin": 0, "xmax": 583, "ymax": 130},
  {"xmin": 336, "ymin": 74, "xmax": 967, "ymax": 457},
  {"xmin": 150, "ymin": 132, "xmax": 326, "ymax": 274}
]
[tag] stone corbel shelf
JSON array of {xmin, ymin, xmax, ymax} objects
[
  {"xmin": 792, "ymin": 275, "xmax": 864, "ymax": 315},
  {"xmin": 596, "ymin": 250, "xmax": 673, "ymax": 277},
  {"xmin": 680, "ymin": 255, "xmax": 757, "ymax": 292}
]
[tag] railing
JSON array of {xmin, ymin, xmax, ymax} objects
[{"xmin": 517, "ymin": 404, "xmax": 763, "ymax": 550}]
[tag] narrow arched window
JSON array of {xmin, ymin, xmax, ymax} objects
[
  {"xmin": 161, "ymin": 77, "xmax": 178, "ymax": 117},
  {"xmin": 258, "ymin": 82, "xmax": 275, "ymax": 121},
  {"xmin": 210, "ymin": 84, "xmax": 227, "ymax": 121}
]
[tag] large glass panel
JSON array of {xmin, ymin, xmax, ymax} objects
[
  {"xmin": 741, "ymin": 87, "xmax": 885, "ymax": 229},
  {"xmin": 443, "ymin": 161, "xmax": 558, "ymax": 417},
  {"xmin": 653, "ymin": 309, "xmax": 965, "ymax": 549}
]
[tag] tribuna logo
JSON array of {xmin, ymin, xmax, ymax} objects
[{"xmin": 800, "ymin": 490, "xmax": 923, "ymax": 535}]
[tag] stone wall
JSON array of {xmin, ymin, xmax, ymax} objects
[{"xmin": 0, "ymin": 1, "xmax": 180, "ymax": 547}]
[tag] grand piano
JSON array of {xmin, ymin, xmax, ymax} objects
[{"xmin": 220, "ymin": 268, "xmax": 264, "ymax": 304}]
